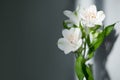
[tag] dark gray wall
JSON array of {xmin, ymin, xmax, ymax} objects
[{"xmin": 1, "ymin": 0, "xmax": 75, "ymax": 80}]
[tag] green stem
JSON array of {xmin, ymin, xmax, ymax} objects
[
  {"xmin": 83, "ymin": 39, "xmax": 86, "ymax": 58},
  {"xmin": 76, "ymin": 24, "xmax": 94, "ymax": 80}
]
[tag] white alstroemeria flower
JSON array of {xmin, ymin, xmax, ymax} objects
[
  {"xmin": 57, "ymin": 28, "xmax": 82, "ymax": 54},
  {"xmin": 80, "ymin": 5, "xmax": 105, "ymax": 27},
  {"xmin": 63, "ymin": 8, "xmax": 81, "ymax": 27}
]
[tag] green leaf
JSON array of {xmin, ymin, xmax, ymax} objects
[
  {"xmin": 89, "ymin": 32, "xmax": 102, "ymax": 51},
  {"xmin": 81, "ymin": 61, "xmax": 88, "ymax": 80},
  {"xmin": 86, "ymin": 35, "xmax": 91, "ymax": 48},
  {"xmin": 88, "ymin": 31, "xmax": 104, "ymax": 59},
  {"xmin": 89, "ymin": 25, "xmax": 101, "ymax": 33},
  {"xmin": 75, "ymin": 56, "xmax": 84, "ymax": 80},
  {"xmin": 92, "ymin": 32, "xmax": 104, "ymax": 50},
  {"xmin": 73, "ymin": 24, "xmax": 78, "ymax": 28},
  {"xmin": 75, "ymin": 56, "xmax": 94, "ymax": 80},
  {"xmin": 104, "ymin": 23, "xmax": 116, "ymax": 37},
  {"xmin": 87, "ymin": 23, "xmax": 116, "ymax": 58},
  {"xmin": 85, "ymin": 65, "xmax": 94, "ymax": 80},
  {"xmin": 89, "ymin": 23, "xmax": 115, "ymax": 50},
  {"xmin": 88, "ymin": 51, "xmax": 94, "ymax": 59}
]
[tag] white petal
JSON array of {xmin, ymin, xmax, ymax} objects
[
  {"xmin": 70, "ymin": 28, "xmax": 81, "ymax": 39},
  {"xmin": 75, "ymin": 4, "xmax": 80, "ymax": 12},
  {"xmin": 63, "ymin": 10, "xmax": 76, "ymax": 21},
  {"xmin": 64, "ymin": 20, "xmax": 73, "ymax": 27},
  {"xmin": 79, "ymin": 8, "xmax": 85, "ymax": 18},
  {"xmin": 64, "ymin": 19, "xmax": 72, "ymax": 23},
  {"xmin": 64, "ymin": 10, "xmax": 79, "ymax": 26},
  {"xmin": 62, "ymin": 29, "xmax": 72, "ymax": 40},
  {"xmin": 88, "ymin": 5, "xmax": 97, "ymax": 14},
  {"xmin": 86, "ymin": 22, "xmax": 95, "ymax": 27},
  {"xmin": 95, "ymin": 11, "xmax": 105, "ymax": 25},
  {"xmin": 57, "ymin": 38, "xmax": 73, "ymax": 54},
  {"xmin": 63, "ymin": 10, "xmax": 73, "ymax": 18},
  {"xmin": 97, "ymin": 11, "xmax": 105, "ymax": 22},
  {"xmin": 76, "ymin": 6, "xmax": 82, "ymax": 20},
  {"xmin": 74, "ymin": 39, "xmax": 82, "ymax": 51},
  {"xmin": 70, "ymin": 16, "xmax": 79, "ymax": 26},
  {"xmin": 74, "ymin": 28, "xmax": 81, "ymax": 40},
  {"xmin": 89, "ymin": 33, "xmax": 93, "ymax": 42},
  {"xmin": 95, "ymin": 21, "xmax": 102, "ymax": 25},
  {"xmin": 73, "ymin": 20, "xmax": 79, "ymax": 26},
  {"xmin": 78, "ymin": 39, "xmax": 82, "ymax": 46},
  {"xmin": 62, "ymin": 28, "xmax": 81, "ymax": 41},
  {"xmin": 80, "ymin": 5, "xmax": 98, "ymax": 27}
]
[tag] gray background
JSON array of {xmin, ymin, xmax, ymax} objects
[
  {"xmin": 1, "ymin": 0, "xmax": 75, "ymax": 80},
  {"xmin": 2, "ymin": 0, "xmax": 120, "ymax": 80}
]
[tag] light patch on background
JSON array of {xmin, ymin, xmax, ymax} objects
[
  {"xmin": 75, "ymin": 0, "xmax": 94, "ymax": 8},
  {"xmin": 105, "ymin": 0, "xmax": 120, "ymax": 80}
]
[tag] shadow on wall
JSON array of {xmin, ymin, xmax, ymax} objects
[{"xmin": 94, "ymin": 29, "xmax": 119, "ymax": 80}]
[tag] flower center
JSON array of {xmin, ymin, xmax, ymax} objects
[
  {"xmin": 68, "ymin": 34, "xmax": 77, "ymax": 44},
  {"xmin": 85, "ymin": 12, "xmax": 96, "ymax": 20}
]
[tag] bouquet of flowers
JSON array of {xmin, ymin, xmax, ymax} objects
[{"xmin": 57, "ymin": 5, "xmax": 116, "ymax": 80}]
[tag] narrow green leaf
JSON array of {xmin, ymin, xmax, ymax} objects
[
  {"xmin": 89, "ymin": 33, "xmax": 103, "ymax": 51},
  {"xmin": 76, "ymin": 56, "xmax": 94, "ymax": 80},
  {"xmin": 87, "ymin": 31, "xmax": 104, "ymax": 58},
  {"xmin": 88, "ymin": 23, "xmax": 116, "ymax": 58},
  {"xmin": 86, "ymin": 65, "xmax": 94, "ymax": 80},
  {"xmin": 73, "ymin": 24, "xmax": 78, "ymax": 28},
  {"xmin": 75, "ymin": 56, "xmax": 84, "ymax": 80},
  {"xmin": 93, "ymin": 32, "xmax": 104, "ymax": 50},
  {"xmin": 104, "ymin": 23, "xmax": 116, "ymax": 37},
  {"xmin": 86, "ymin": 35, "xmax": 91, "ymax": 48},
  {"xmin": 82, "ymin": 61, "xmax": 89, "ymax": 80},
  {"xmin": 88, "ymin": 51, "xmax": 94, "ymax": 59}
]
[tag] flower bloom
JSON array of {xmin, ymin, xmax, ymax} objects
[
  {"xmin": 63, "ymin": 7, "xmax": 81, "ymax": 27},
  {"xmin": 80, "ymin": 5, "xmax": 105, "ymax": 27},
  {"xmin": 57, "ymin": 28, "xmax": 82, "ymax": 54}
]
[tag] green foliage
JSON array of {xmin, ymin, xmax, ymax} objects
[
  {"xmin": 75, "ymin": 56, "xmax": 85, "ymax": 80},
  {"xmin": 84, "ymin": 65, "xmax": 94, "ymax": 80},
  {"xmin": 75, "ymin": 56, "xmax": 94, "ymax": 80},
  {"xmin": 91, "ymin": 31, "xmax": 104, "ymax": 51},
  {"xmin": 87, "ymin": 23, "xmax": 116, "ymax": 59},
  {"xmin": 104, "ymin": 23, "xmax": 116, "ymax": 37},
  {"xmin": 86, "ymin": 35, "xmax": 91, "ymax": 48}
]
